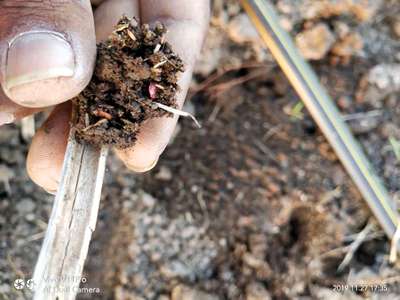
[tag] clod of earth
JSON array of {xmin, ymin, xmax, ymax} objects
[{"xmin": 73, "ymin": 17, "xmax": 184, "ymax": 149}]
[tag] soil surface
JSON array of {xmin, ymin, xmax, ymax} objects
[
  {"xmin": 1, "ymin": 1, "xmax": 400, "ymax": 300},
  {"xmin": 74, "ymin": 17, "xmax": 184, "ymax": 149}
]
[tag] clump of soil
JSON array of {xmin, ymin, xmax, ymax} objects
[{"xmin": 73, "ymin": 17, "xmax": 184, "ymax": 148}]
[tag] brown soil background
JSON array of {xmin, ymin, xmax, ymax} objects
[{"xmin": 1, "ymin": 1, "xmax": 400, "ymax": 299}]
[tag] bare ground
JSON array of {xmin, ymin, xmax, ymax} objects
[{"xmin": 1, "ymin": 1, "xmax": 400, "ymax": 299}]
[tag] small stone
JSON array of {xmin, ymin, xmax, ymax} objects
[
  {"xmin": 331, "ymin": 32, "xmax": 363, "ymax": 57},
  {"xmin": 245, "ymin": 282, "xmax": 271, "ymax": 300},
  {"xmin": 242, "ymin": 252, "xmax": 263, "ymax": 268},
  {"xmin": 25, "ymin": 213, "xmax": 36, "ymax": 222},
  {"xmin": 181, "ymin": 226, "xmax": 197, "ymax": 239},
  {"xmin": 160, "ymin": 260, "xmax": 190, "ymax": 279},
  {"xmin": 295, "ymin": 23, "xmax": 335, "ymax": 60},
  {"xmin": 333, "ymin": 21, "xmax": 350, "ymax": 39},
  {"xmin": 361, "ymin": 64, "xmax": 400, "ymax": 106},
  {"xmin": 155, "ymin": 166, "xmax": 173, "ymax": 181},
  {"xmin": 193, "ymin": 26, "xmax": 223, "ymax": 77},
  {"xmin": 0, "ymin": 164, "xmax": 14, "ymax": 193},
  {"xmin": 242, "ymin": 253, "xmax": 272, "ymax": 278},
  {"xmin": 248, "ymin": 234, "xmax": 268, "ymax": 258},
  {"xmin": 16, "ymin": 198, "xmax": 35, "ymax": 214},
  {"xmin": 368, "ymin": 64, "xmax": 400, "ymax": 91},
  {"xmin": 0, "ymin": 284, "xmax": 11, "ymax": 294},
  {"xmin": 171, "ymin": 285, "xmax": 219, "ymax": 300},
  {"xmin": 114, "ymin": 286, "xmax": 144, "ymax": 300},
  {"xmin": 348, "ymin": 118, "xmax": 379, "ymax": 134},
  {"xmin": 228, "ymin": 14, "xmax": 261, "ymax": 43},
  {"xmin": 141, "ymin": 192, "xmax": 156, "ymax": 208},
  {"xmin": 279, "ymin": 17, "xmax": 293, "ymax": 32},
  {"xmin": 337, "ymin": 96, "xmax": 352, "ymax": 110}
]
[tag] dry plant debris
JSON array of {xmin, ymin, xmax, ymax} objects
[{"xmin": 73, "ymin": 17, "xmax": 184, "ymax": 149}]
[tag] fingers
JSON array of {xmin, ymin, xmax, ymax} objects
[
  {"xmin": 94, "ymin": 0, "xmax": 140, "ymax": 42},
  {"xmin": 140, "ymin": 0, "xmax": 210, "ymax": 66},
  {"xmin": 0, "ymin": 0, "xmax": 96, "ymax": 108},
  {"xmin": 26, "ymin": 0, "xmax": 210, "ymax": 191},
  {"xmin": 26, "ymin": 103, "xmax": 71, "ymax": 193},
  {"xmin": 0, "ymin": 88, "xmax": 42, "ymax": 125},
  {"xmin": 114, "ymin": 70, "xmax": 193, "ymax": 172},
  {"xmin": 26, "ymin": 0, "xmax": 141, "ymax": 192},
  {"xmin": 114, "ymin": 0, "xmax": 210, "ymax": 172},
  {"xmin": 91, "ymin": 0, "xmax": 106, "ymax": 8}
]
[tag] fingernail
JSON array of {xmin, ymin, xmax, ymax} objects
[
  {"xmin": 126, "ymin": 157, "xmax": 159, "ymax": 173},
  {"xmin": 5, "ymin": 32, "xmax": 75, "ymax": 99},
  {"xmin": 0, "ymin": 112, "xmax": 14, "ymax": 125}
]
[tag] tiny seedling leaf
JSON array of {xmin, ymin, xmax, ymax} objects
[{"xmin": 389, "ymin": 137, "xmax": 400, "ymax": 161}]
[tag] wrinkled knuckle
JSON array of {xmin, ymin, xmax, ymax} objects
[{"xmin": 0, "ymin": 0, "xmax": 91, "ymax": 38}]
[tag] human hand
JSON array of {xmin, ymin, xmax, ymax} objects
[{"xmin": 0, "ymin": 0, "xmax": 209, "ymax": 193}]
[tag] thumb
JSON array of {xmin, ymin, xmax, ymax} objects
[{"xmin": 0, "ymin": 0, "xmax": 96, "ymax": 108}]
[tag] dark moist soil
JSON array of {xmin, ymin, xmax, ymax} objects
[{"xmin": 73, "ymin": 17, "xmax": 184, "ymax": 149}]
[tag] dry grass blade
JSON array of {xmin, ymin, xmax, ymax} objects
[
  {"xmin": 153, "ymin": 102, "xmax": 202, "ymax": 128},
  {"xmin": 342, "ymin": 109, "xmax": 382, "ymax": 121},
  {"xmin": 390, "ymin": 223, "xmax": 400, "ymax": 263},
  {"xmin": 190, "ymin": 62, "xmax": 271, "ymax": 96},
  {"xmin": 389, "ymin": 137, "xmax": 400, "ymax": 161},
  {"xmin": 33, "ymin": 134, "xmax": 108, "ymax": 300},
  {"xmin": 337, "ymin": 222, "xmax": 374, "ymax": 272}
]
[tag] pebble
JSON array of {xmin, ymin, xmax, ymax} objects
[
  {"xmin": 141, "ymin": 192, "xmax": 156, "ymax": 208},
  {"xmin": 348, "ymin": 118, "xmax": 379, "ymax": 134},
  {"xmin": 0, "ymin": 165, "xmax": 14, "ymax": 193},
  {"xmin": 15, "ymin": 198, "xmax": 35, "ymax": 215},
  {"xmin": 171, "ymin": 285, "xmax": 219, "ymax": 300},
  {"xmin": 295, "ymin": 23, "xmax": 335, "ymax": 60},
  {"xmin": 25, "ymin": 213, "xmax": 36, "ymax": 222},
  {"xmin": 228, "ymin": 14, "xmax": 261, "ymax": 43},
  {"xmin": 245, "ymin": 282, "xmax": 271, "ymax": 300},
  {"xmin": 114, "ymin": 286, "xmax": 144, "ymax": 300},
  {"xmin": 363, "ymin": 64, "xmax": 400, "ymax": 106},
  {"xmin": 0, "ymin": 284, "xmax": 11, "ymax": 294},
  {"xmin": 160, "ymin": 260, "xmax": 191, "ymax": 279},
  {"xmin": 155, "ymin": 166, "xmax": 173, "ymax": 181},
  {"xmin": 368, "ymin": 64, "xmax": 400, "ymax": 91},
  {"xmin": 337, "ymin": 96, "xmax": 352, "ymax": 110},
  {"xmin": 331, "ymin": 32, "xmax": 363, "ymax": 57}
]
